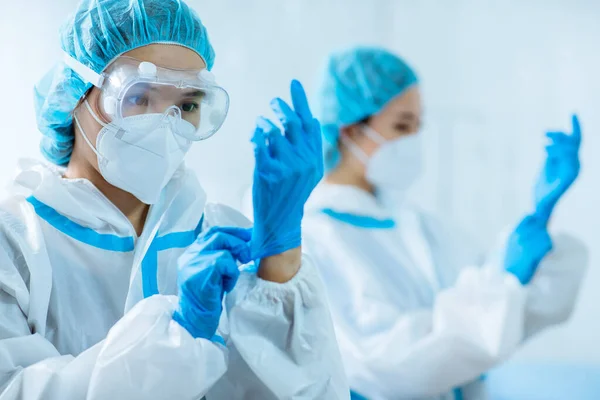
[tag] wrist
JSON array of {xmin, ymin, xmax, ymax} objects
[
  {"xmin": 258, "ymin": 246, "xmax": 302, "ymax": 283},
  {"xmin": 251, "ymin": 226, "xmax": 301, "ymax": 259}
]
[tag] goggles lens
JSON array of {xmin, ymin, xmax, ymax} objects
[{"xmin": 99, "ymin": 57, "xmax": 229, "ymax": 140}]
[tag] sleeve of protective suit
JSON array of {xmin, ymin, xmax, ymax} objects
[
  {"xmin": 201, "ymin": 203, "xmax": 349, "ymax": 400},
  {"xmin": 487, "ymin": 231, "xmax": 589, "ymax": 338},
  {"xmin": 206, "ymin": 258, "xmax": 349, "ymax": 399},
  {"xmin": 450, "ymin": 214, "xmax": 588, "ymax": 339},
  {"xmin": 353, "ymin": 267, "xmax": 526, "ymax": 398},
  {"xmin": 0, "ymin": 262, "xmax": 228, "ymax": 400}
]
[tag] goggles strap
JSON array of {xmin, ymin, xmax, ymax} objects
[
  {"xmin": 361, "ymin": 125, "xmax": 387, "ymax": 145},
  {"xmin": 83, "ymin": 100, "xmax": 107, "ymax": 127},
  {"xmin": 63, "ymin": 52, "xmax": 105, "ymax": 87},
  {"xmin": 73, "ymin": 112, "xmax": 102, "ymax": 160}
]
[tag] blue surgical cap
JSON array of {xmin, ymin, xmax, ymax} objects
[
  {"xmin": 34, "ymin": 0, "xmax": 216, "ymax": 165},
  {"xmin": 316, "ymin": 46, "xmax": 419, "ymax": 170}
]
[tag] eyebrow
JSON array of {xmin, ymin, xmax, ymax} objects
[
  {"xmin": 130, "ymin": 84, "xmax": 204, "ymax": 97},
  {"xmin": 182, "ymin": 90, "xmax": 205, "ymax": 97},
  {"xmin": 396, "ymin": 112, "xmax": 419, "ymax": 121}
]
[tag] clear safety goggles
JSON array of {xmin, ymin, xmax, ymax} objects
[{"xmin": 65, "ymin": 54, "xmax": 229, "ymax": 141}]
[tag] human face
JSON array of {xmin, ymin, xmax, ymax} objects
[
  {"xmin": 72, "ymin": 44, "xmax": 206, "ymax": 172},
  {"xmin": 349, "ymin": 85, "xmax": 422, "ymax": 157},
  {"xmin": 338, "ymin": 86, "xmax": 422, "ymax": 179}
]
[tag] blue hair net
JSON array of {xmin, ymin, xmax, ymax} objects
[
  {"xmin": 34, "ymin": 0, "xmax": 216, "ymax": 165},
  {"xmin": 316, "ymin": 46, "xmax": 419, "ymax": 171}
]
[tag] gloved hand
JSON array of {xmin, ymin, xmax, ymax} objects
[
  {"xmin": 504, "ymin": 215, "xmax": 552, "ymax": 285},
  {"xmin": 173, "ymin": 227, "xmax": 252, "ymax": 340},
  {"xmin": 250, "ymin": 80, "xmax": 324, "ymax": 259},
  {"xmin": 534, "ymin": 114, "xmax": 581, "ymax": 223}
]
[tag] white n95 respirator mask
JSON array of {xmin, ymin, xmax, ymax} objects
[
  {"xmin": 343, "ymin": 125, "xmax": 423, "ymax": 196},
  {"xmin": 74, "ymin": 100, "xmax": 193, "ymax": 204}
]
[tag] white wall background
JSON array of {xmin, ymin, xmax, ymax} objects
[{"xmin": 1, "ymin": 0, "xmax": 598, "ymax": 363}]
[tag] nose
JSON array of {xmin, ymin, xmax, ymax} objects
[
  {"xmin": 164, "ymin": 105, "xmax": 182, "ymax": 119},
  {"xmin": 163, "ymin": 105, "xmax": 182, "ymax": 127}
]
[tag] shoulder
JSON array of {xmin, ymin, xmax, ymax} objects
[
  {"xmin": 0, "ymin": 195, "xmax": 40, "ymax": 287},
  {"xmin": 0, "ymin": 195, "xmax": 37, "ymax": 246},
  {"xmin": 404, "ymin": 205, "xmax": 481, "ymax": 245}
]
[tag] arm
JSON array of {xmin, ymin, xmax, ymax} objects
[
  {"xmin": 304, "ymin": 236, "xmax": 526, "ymax": 399},
  {"xmin": 487, "ymin": 230, "xmax": 588, "ymax": 338},
  {"xmin": 201, "ymin": 81, "xmax": 348, "ymax": 398},
  {"xmin": 524, "ymin": 233, "xmax": 588, "ymax": 337},
  {"xmin": 258, "ymin": 247, "xmax": 302, "ymax": 283},
  {"xmin": 0, "ymin": 246, "xmax": 228, "ymax": 400},
  {"xmin": 196, "ymin": 205, "xmax": 349, "ymax": 399},
  {"xmin": 519, "ymin": 114, "xmax": 586, "ymax": 335}
]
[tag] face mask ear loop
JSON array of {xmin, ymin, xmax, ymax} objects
[
  {"xmin": 84, "ymin": 100, "xmax": 108, "ymax": 128},
  {"xmin": 340, "ymin": 135, "xmax": 370, "ymax": 165},
  {"xmin": 361, "ymin": 124, "xmax": 387, "ymax": 145}
]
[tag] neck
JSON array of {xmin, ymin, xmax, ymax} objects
[
  {"xmin": 325, "ymin": 162, "xmax": 374, "ymax": 195},
  {"xmin": 64, "ymin": 151, "xmax": 149, "ymax": 236}
]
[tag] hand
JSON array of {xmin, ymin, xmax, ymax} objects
[
  {"xmin": 173, "ymin": 227, "xmax": 252, "ymax": 340},
  {"xmin": 250, "ymin": 80, "xmax": 324, "ymax": 259},
  {"xmin": 504, "ymin": 215, "xmax": 552, "ymax": 285},
  {"xmin": 534, "ymin": 114, "xmax": 581, "ymax": 223}
]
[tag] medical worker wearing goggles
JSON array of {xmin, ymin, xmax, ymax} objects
[
  {"xmin": 301, "ymin": 46, "xmax": 588, "ymax": 399},
  {"xmin": 0, "ymin": 0, "xmax": 348, "ymax": 399}
]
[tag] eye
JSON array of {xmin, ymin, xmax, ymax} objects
[
  {"xmin": 395, "ymin": 123, "xmax": 412, "ymax": 133},
  {"xmin": 181, "ymin": 102, "xmax": 200, "ymax": 113},
  {"xmin": 125, "ymin": 95, "xmax": 148, "ymax": 107}
]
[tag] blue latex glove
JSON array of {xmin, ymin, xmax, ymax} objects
[
  {"xmin": 173, "ymin": 227, "xmax": 252, "ymax": 340},
  {"xmin": 504, "ymin": 215, "xmax": 552, "ymax": 285},
  {"xmin": 250, "ymin": 80, "xmax": 324, "ymax": 259},
  {"xmin": 534, "ymin": 114, "xmax": 581, "ymax": 223}
]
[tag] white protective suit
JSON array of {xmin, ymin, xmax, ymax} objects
[
  {"xmin": 301, "ymin": 183, "xmax": 588, "ymax": 400},
  {"xmin": 0, "ymin": 160, "xmax": 349, "ymax": 400}
]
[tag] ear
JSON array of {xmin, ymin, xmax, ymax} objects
[{"xmin": 340, "ymin": 124, "xmax": 363, "ymax": 140}]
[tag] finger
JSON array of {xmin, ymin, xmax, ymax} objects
[
  {"xmin": 270, "ymin": 97, "xmax": 303, "ymax": 145},
  {"xmin": 177, "ymin": 250, "xmax": 227, "ymax": 288},
  {"xmin": 290, "ymin": 80, "xmax": 314, "ymax": 123},
  {"xmin": 269, "ymin": 130, "xmax": 292, "ymax": 160},
  {"xmin": 215, "ymin": 250, "xmax": 241, "ymax": 292},
  {"xmin": 290, "ymin": 80, "xmax": 323, "ymax": 153},
  {"xmin": 256, "ymin": 116, "xmax": 280, "ymax": 133},
  {"xmin": 257, "ymin": 116, "xmax": 286, "ymax": 158},
  {"xmin": 307, "ymin": 118, "xmax": 324, "ymax": 154},
  {"xmin": 571, "ymin": 114, "xmax": 582, "ymax": 146},
  {"xmin": 252, "ymin": 125, "xmax": 281, "ymax": 177},
  {"xmin": 181, "ymin": 251, "xmax": 239, "ymax": 297},
  {"xmin": 205, "ymin": 226, "xmax": 252, "ymax": 242},
  {"xmin": 198, "ymin": 228, "xmax": 252, "ymax": 262},
  {"xmin": 252, "ymin": 125, "xmax": 270, "ymax": 163}
]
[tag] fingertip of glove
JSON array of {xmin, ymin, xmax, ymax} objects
[
  {"xmin": 291, "ymin": 79, "xmax": 303, "ymax": 92},
  {"xmin": 270, "ymin": 97, "xmax": 284, "ymax": 108}
]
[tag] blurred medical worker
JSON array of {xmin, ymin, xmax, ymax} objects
[
  {"xmin": 0, "ymin": 0, "xmax": 348, "ymax": 399},
  {"xmin": 301, "ymin": 46, "xmax": 587, "ymax": 400}
]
